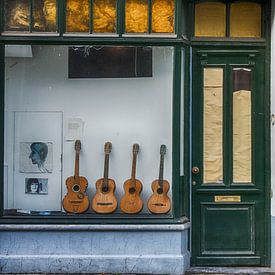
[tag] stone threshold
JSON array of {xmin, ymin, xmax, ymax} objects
[{"xmin": 186, "ymin": 267, "xmax": 275, "ymax": 274}]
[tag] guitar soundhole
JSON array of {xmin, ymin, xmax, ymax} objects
[
  {"xmin": 72, "ymin": 184, "xmax": 80, "ymax": 192},
  {"xmin": 157, "ymin": 188, "xmax": 163, "ymax": 194},
  {"xmin": 129, "ymin": 187, "xmax": 136, "ymax": 194},
  {"xmin": 102, "ymin": 186, "xmax": 109, "ymax": 193}
]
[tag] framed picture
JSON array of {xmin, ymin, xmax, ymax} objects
[
  {"xmin": 25, "ymin": 178, "xmax": 48, "ymax": 195},
  {"xmin": 19, "ymin": 142, "xmax": 53, "ymax": 173}
]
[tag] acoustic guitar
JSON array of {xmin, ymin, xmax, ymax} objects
[
  {"xmin": 147, "ymin": 145, "xmax": 171, "ymax": 214},
  {"xmin": 120, "ymin": 144, "xmax": 143, "ymax": 214},
  {"xmin": 92, "ymin": 142, "xmax": 117, "ymax": 214},
  {"xmin": 62, "ymin": 140, "xmax": 90, "ymax": 214}
]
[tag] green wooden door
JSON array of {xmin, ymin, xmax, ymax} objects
[{"xmin": 191, "ymin": 48, "xmax": 269, "ymax": 266}]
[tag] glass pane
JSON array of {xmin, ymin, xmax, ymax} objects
[
  {"xmin": 93, "ymin": 0, "xmax": 116, "ymax": 33},
  {"xmin": 152, "ymin": 0, "xmax": 174, "ymax": 33},
  {"xmin": 125, "ymin": 0, "xmax": 148, "ymax": 33},
  {"xmin": 33, "ymin": 0, "xmax": 57, "ymax": 32},
  {"xmin": 4, "ymin": 0, "xmax": 30, "ymax": 31},
  {"xmin": 203, "ymin": 68, "xmax": 223, "ymax": 184},
  {"xmin": 195, "ymin": 2, "xmax": 226, "ymax": 37},
  {"xmin": 4, "ymin": 45, "xmax": 173, "ymax": 216},
  {"xmin": 66, "ymin": 0, "xmax": 89, "ymax": 33},
  {"xmin": 233, "ymin": 69, "xmax": 252, "ymax": 183},
  {"xmin": 230, "ymin": 2, "xmax": 262, "ymax": 38}
]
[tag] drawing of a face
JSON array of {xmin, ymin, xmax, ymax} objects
[{"xmin": 29, "ymin": 142, "xmax": 48, "ymax": 168}]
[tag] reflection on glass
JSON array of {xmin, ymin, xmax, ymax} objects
[
  {"xmin": 33, "ymin": 0, "xmax": 57, "ymax": 32},
  {"xmin": 195, "ymin": 2, "xmax": 226, "ymax": 37},
  {"xmin": 230, "ymin": 2, "xmax": 262, "ymax": 38},
  {"xmin": 125, "ymin": 0, "xmax": 148, "ymax": 33},
  {"xmin": 4, "ymin": 0, "xmax": 30, "ymax": 31},
  {"xmin": 203, "ymin": 68, "xmax": 223, "ymax": 184},
  {"xmin": 93, "ymin": 0, "xmax": 116, "ymax": 33},
  {"xmin": 152, "ymin": 0, "xmax": 174, "ymax": 33},
  {"xmin": 66, "ymin": 0, "xmax": 89, "ymax": 32},
  {"xmin": 233, "ymin": 69, "xmax": 252, "ymax": 183}
]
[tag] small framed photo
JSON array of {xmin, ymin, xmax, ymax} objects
[{"xmin": 25, "ymin": 178, "xmax": 48, "ymax": 195}]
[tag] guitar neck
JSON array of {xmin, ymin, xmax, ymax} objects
[
  {"xmin": 103, "ymin": 154, "xmax": 109, "ymax": 188},
  {"xmin": 131, "ymin": 153, "xmax": 137, "ymax": 183},
  {"xmin": 74, "ymin": 150, "xmax": 80, "ymax": 180},
  {"xmin": 158, "ymin": 154, "xmax": 164, "ymax": 188}
]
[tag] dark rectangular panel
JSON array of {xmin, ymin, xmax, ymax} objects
[{"xmin": 201, "ymin": 203, "xmax": 255, "ymax": 254}]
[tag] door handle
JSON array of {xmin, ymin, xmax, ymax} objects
[{"xmin": 192, "ymin": 166, "xmax": 200, "ymax": 175}]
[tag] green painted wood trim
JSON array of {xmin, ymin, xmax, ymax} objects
[
  {"xmin": 0, "ymin": 43, "xmax": 4, "ymax": 216},
  {"xmin": 172, "ymin": 46, "xmax": 182, "ymax": 218}
]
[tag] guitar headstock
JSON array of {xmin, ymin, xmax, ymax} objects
[
  {"xmin": 160, "ymin": 144, "xmax": 166, "ymax": 156},
  {"xmin": 104, "ymin": 142, "xmax": 112, "ymax": 155},
  {"xmin": 75, "ymin": 140, "xmax": 81, "ymax": 152},
  {"xmin": 132, "ymin": 144, "xmax": 139, "ymax": 155}
]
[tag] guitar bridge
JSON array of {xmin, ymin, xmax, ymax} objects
[
  {"xmin": 153, "ymin": 203, "xmax": 166, "ymax": 206},
  {"xmin": 97, "ymin": 202, "xmax": 113, "ymax": 206}
]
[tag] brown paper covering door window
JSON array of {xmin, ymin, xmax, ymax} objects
[
  {"xmin": 195, "ymin": 2, "xmax": 226, "ymax": 37},
  {"xmin": 203, "ymin": 68, "xmax": 223, "ymax": 183},
  {"xmin": 233, "ymin": 69, "xmax": 252, "ymax": 183}
]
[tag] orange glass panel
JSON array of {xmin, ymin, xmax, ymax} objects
[
  {"xmin": 203, "ymin": 68, "xmax": 223, "ymax": 184},
  {"xmin": 125, "ymin": 0, "xmax": 148, "ymax": 33},
  {"xmin": 152, "ymin": 0, "xmax": 174, "ymax": 33},
  {"xmin": 230, "ymin": 2, "xmax": 261, "ymax": 38},
  {"xmin": 33, "ymin": 0, "xmax": 57, "ymax": 32},
  {"xmin": 66, "ymin": 0, "xmax": 89, "ymax": 33},
  {"xmin": 93, "ymin": 0, "xmax": 116, "ymax": 33},
  {"xmin": 195, "ymin": 2, "xmax": 226, "ymax": 37},
  {"xmin": 4, "ymin": 0, "xmax": 30, "ymax": 31}
]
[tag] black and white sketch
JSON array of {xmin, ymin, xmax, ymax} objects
[
  {"xmin": 20, "ymin": 142, "xmax": 53, "ymax": 173},
  {"xmin": 25, "ymin": 178, "xmax": 48, "ymax": 194}
]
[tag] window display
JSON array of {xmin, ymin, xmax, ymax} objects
[{"xmin": 4, "ymin": 45, "xmax": 173, "ymax": 217}]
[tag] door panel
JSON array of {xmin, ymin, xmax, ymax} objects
[{"xmin": 191, "ymin": 49, "xmax": 268, "ymax": 266}]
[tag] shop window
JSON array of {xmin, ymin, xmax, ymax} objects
[
  {"xmin": 230, "ymin": 2, "xmax": 262, "ymax": 38},
  {"xmin": 4, "ymin": 44, "xmax": 175, "ymax": 218},
  {"xmin": 195, "ymin": 2, "xmax": 226, "ymax": 37},
  {"xmin": 4, "ymin": 0, "xmax": 57, "ymax": 33}
]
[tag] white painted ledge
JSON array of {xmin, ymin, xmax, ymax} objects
[{"xmin": 0, "ymin": 221, "xmax": 190, "ymax": 231}]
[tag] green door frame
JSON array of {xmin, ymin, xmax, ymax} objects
[{"xmin": 190, "ymin": 46, "xmax": 271, "ymax": 266}]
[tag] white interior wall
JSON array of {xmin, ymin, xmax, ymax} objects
[{"xmin": 4, "ymin": 45, "xmax": 173, "ymax": 213}]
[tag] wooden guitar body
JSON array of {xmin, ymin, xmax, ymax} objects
[
  {"xmin": 92, "ymin": 178, "xmax": 117, "ymax": 213},
  {"xmin": 120, "ymin": 179, "xmax": 143, "ymax": 214},
  {"xmin": 147, "ymin": 179, "xmax": 171, "ymax": 214},
  {"xmin": 63, "ymin": 176, "xmax": 90, "ymax": 214}
]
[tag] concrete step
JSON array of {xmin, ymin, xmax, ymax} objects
[{"xmin": 186, "ymin": 267, "xmax": 275, "ymax": 275}]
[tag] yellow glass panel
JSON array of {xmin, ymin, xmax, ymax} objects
[
  {"xmin": 152, "ymin": 0, "xmax": 174, "ymax": 33},
  {"xmin": 5, "ymin": 0, "xmax": 30, "ymax": 31},
  {"xmin": 66, "ymin": 0, "xmax": 89, "ymax": 33},
  {"xmin": 125, "ymin": 0, "xmax": 148, "ymax": 33},
  {"xmin": 230, "ymin": 2, "xmax": 261, "ymax": 38},
  {"xmin": 203, "ymin": 68, "xmax": 223, "ymax": 183},
  {"xmin": 93, "ymin": 0, "xmax": 116, "ymax": 33},
  {"xmin": 195, "ymin": 2, "xmax": 226, "ymax": 37},
  {"xmin": 233, "ymin": 69, "xmax": 252, "ymax": 183},
  {"xmin": 33, "ymin": 0, "xmax": 57, "ymax": 32}
]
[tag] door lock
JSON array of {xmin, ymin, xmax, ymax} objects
[{"xmin": 192, "ymin": 166, "xmax": 200, "ymax": 175}]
